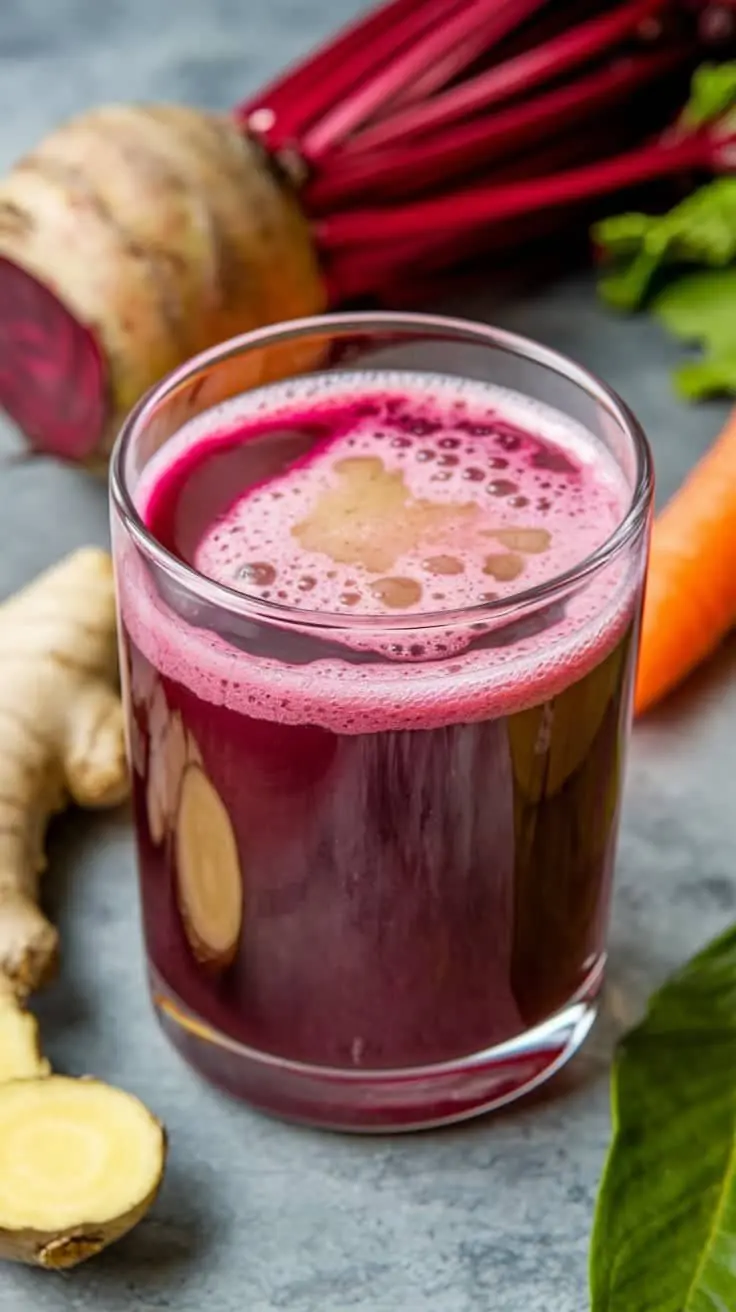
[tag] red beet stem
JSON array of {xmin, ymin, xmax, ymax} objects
[
  {"xmin": 327, "ymin": 201, "xmax": 592, "ymax": 302},
  {"xmin": 362, "ymin": 0, "xmax": 559, "ymax": 116},
  {"xmin": 342, "ymin": 0, "xmax": 670, "ymax": 157},
  {"xmin": 301, "ymin": 0, "xmax": 551, "ymax": 162},
  {"xmin": 306, "ymin": 45, "xmax": 687, "ymax": 210},
  {"xmin": 235, "ymin": 0, "xmax": 424, "ymax": 125},
  {"xmin": 236, "ymin": 0, "xmax": 466, "ymax": 152},
  {"xmin": 318, "ymin": 130, "xmax": 710, "ymax": 253}
]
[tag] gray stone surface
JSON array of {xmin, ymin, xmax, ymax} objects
[{"xmin": 1, "ymin": 3, "xmax": 735, "ymax": 1309}]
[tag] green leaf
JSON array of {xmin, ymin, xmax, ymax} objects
[
  {"xmin": 594, "ymin": 179, "xmax": 736, "ymax": 312},
  {"xmin": 681, "ymin": 62, "xmax": 736, "ymax": 129},
  {"xmin": 595, "ymin": 234, "xmax": 668, "ymax": 313},
  {"xmin": 672, "ymin": 354, "xmax": 736, "ymax": 402},
  {"xmin": 654, "ymin": 268, "xmax": 736, "ymax": 349},
  {"xmin": 590, "ymin": 924, "xmax": 736, "ymax": 1312},
  {"xmin": 593, "ymin": 63, "xmax": 736, "ymax": 315},
  {"xmin": 652, "ymin": 269, "xmax": 736, "ymax": 398}
]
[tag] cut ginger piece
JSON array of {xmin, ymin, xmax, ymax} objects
[
  {"xmin": 175, "ymin": 763, "xmax": 243, "ymax": 969},
  {"xmin": 0, "ymin": 1076, "xmax": 166, "ymax": 1268}
]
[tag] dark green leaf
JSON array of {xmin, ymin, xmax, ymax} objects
[
  {"xmin": 594, "ymin": 179, "xmax": 736, "ymax": 312},
  {"xmin": 681, "ymin": 61, "xmax": 736, "ymax": 128},
  {"xmin": 672, "ymin": 355, "xmax": 736, "ymax": 401},
  {"xmin": 590, "ymin": 923, "xmax": 736, "ymax": 1312},
  {"xmin": 654, "ymin": 268, "xmax": 736, "ymax": 348},
  {"xmin": 653, "ymin": 269, "xmax": 736, "ymax": 398}
]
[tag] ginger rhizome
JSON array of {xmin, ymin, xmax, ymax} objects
[
  {"xmin": 0, "ymin": 548, "xmax": 128, "ymax": 996},
  {"xmin": 0, "ymin": 1077, "xmax": 166, "ymax": 1270},
  {"xmin": 0, "ymin": 981, "xmax": 48, "ymax": 1083},
  {"xmin": 0, "ymin": 549, "xmax": 166, "ymax": 1268}
]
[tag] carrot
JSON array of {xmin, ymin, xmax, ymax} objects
[{"xmin": 635, "ymin": 407, "xmax": 736, "ymax": 715}]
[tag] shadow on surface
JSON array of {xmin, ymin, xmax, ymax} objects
[
  {"xmin": 90, "ymin": 1155, "xmax": 223, "ymax": 1273},
  {"xmin": 3, "ymin": 1157, "xmax": 222, "ymax": 1310},
  {"xmin": 32, "ymin": 804, "xmax": 133, "ymax": 1046}
]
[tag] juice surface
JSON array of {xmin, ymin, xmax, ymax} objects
[{"xmin": 131, "ymin": 371, "xmax": 633, "ymax": 732}]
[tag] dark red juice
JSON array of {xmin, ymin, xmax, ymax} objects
[{"xmin": 116, "ymin": 372, "xmax": 641, "ymax": 1123}]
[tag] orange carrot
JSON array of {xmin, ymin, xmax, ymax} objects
[{"xmin": 635, "ymin": 407, "xmax": 736, "ymax": 716}]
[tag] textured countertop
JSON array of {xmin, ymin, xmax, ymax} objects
[{"xmin": 1, "ymin": 3, "xmax": 735, "ymax": 1309}]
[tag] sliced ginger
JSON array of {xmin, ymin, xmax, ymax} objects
[
  {"xmin": 0, "ymin": 1077, "xmax": 165, "ymax": 1269},
  {"xmin": 0, "ymin": 549, "xmax": 167, "ymax": 1268},
  {"xmin": 141, "ymin": 680, "xmax": 241, "ymax": 971},
  {"xmin": 146, "ymin": 692, "xmax": 200, "ymax": 848},
  {"xmin": 175, "ymin": 763, "xmax": 243, "ymax": 969}
]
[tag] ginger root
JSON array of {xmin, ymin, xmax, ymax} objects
[
  {"xmin": 0, "ymin": 549, "xmax": 167, "ymax": 1267},
  {"xmin": 0, "ymin": 982, "xmax": 48, "ymax": 1083},
  {"xmin": 0, "ymin": 104, "xmax": 326, "ymax": 464},
  {"xmin": 0, "ymin": 547, "xmax": 129, "ymax": 997},
  {"xmin": 0, "ymin": 1076, "xmax": 165, "ymax": 1269}
]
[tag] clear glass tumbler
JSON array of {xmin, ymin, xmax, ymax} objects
[{"xmin": 110, "ymin": 311, "xmax": 652, "ymax": 1132}]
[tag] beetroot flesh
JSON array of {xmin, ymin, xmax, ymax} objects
[{"xmin": 0, "ymin": 258, "xmax": 106, "ymax": 460}]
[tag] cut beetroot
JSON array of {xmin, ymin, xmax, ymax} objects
[{"xmin": 0, "ymin": 258, "xmax": 107, "ymax": 461}]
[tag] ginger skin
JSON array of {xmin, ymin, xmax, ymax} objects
[
  {"xmin": 0, "ymin": 547, "xmax": 129, "ymax": 998},
  {"xmin": 0, "ymin": 549, "xmax": 167, "ymax": 1268}
]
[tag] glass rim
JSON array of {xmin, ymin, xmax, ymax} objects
[{"xmin": 110, "ymin": 309, "xmax": 653, "ymax": 634}]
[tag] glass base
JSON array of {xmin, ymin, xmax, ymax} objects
[{"xmin": 149, "ymin": 963, "xmax": 603, "ymax": 1132}]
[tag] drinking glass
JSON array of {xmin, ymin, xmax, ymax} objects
[{"xmin": 110, "ymin": 312, "xmax": 652, "ymax": 1131}]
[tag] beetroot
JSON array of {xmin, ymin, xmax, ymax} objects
[{"xmin": 0, "ymin": 0, "xmax": 732, "ymax": 464}]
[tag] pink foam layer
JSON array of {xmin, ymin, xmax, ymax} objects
[
  {"xmin": 193, "ymin": 389, "xmax": 622, "ymax": 620},
  {"xmin": 119, "ymin": 372, "xmax": 641, "ymax": 734}
]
